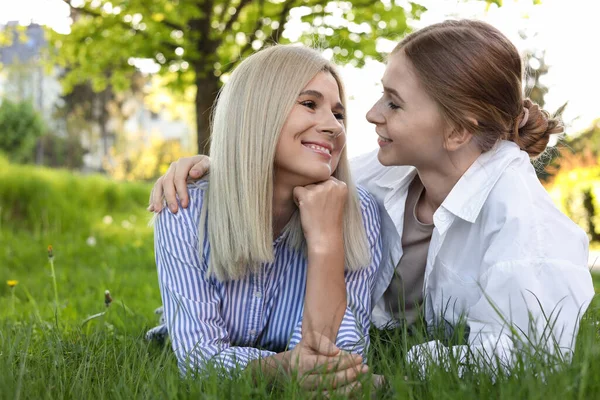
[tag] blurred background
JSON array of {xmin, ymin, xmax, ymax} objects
[{"xmin": 0, "ymin": 0, "xmax": 598, "ymax": 323}]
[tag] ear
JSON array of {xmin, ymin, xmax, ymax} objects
[{"xmin": 443, "ymin": 119, "xmax": 476, "ymax": 152}]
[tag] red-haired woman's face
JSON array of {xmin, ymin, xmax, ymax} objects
[
  {"xmin": 366, "ymin": 51, "xmax": 450, "ymax": 168},
  {"xmin": 274, "ymin": 71, "xmax": 346, "ymax": 187}
]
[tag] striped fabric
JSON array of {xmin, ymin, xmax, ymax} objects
[{"xmin": 154, "ymin": 182, "xmax": 382, "ymax": 376}]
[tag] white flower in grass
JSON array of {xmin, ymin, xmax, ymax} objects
[
  {"xmin": 102, "ymin": 215, "xmax": 113, "ymax": 225},
  {"xmin": 121, "ymin": 220, "xmax": 132, "ymax": 229},
  {"xmin": 86, "ymin": 236, "xmax": 97, "ymax": 247}
]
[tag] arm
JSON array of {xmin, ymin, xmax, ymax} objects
[
  {"xmin": 303, "ymin": 237, "xmax": 347, "ymax": 343},
  {"xmin": 288, "ymin": 187, "xmax": 382, "ymax": 359},
  {"xmin": 293, "ymin": 178, "xmax": 349, "ymax": 344},
  {"xmin": 407, "ymin": 258, "xmax": 594, "ymax": 376},
  {"xmin": 157, "ymin": 186, "xmax": 364, "ymax": 384},
  {"xmin": 155, "ymin": 189, "xmax": 275, "ymax": 376}
]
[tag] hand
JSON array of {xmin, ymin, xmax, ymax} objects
[
  {"xmin": 292, "ymin": 177, "xmax": 348, "ymax": 252},
  {"xmin": 321, "ymin": 373, "xmax": 386, "ymax": 398},
  {"xmin": 148, "ymin": 155, "xmax": 210, "ymax": 213},
  {"xmin": 287, "ymin": 332, "xmax": 367, "ymax": 391}
]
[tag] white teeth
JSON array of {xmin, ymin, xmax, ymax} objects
[
  {"xmin": 378, "ymin": 134, "xmax": 392, "ymax": 142},
  {"xmin": 306, "ymin": 144, "xmax": 331, "ymax": 154}
]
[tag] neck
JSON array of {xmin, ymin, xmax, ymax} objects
[
  {"xmin": 272, "ymin": 177, "xmax": 297, "ymax": 238},
  {"xmin": 417, "ymin": 144, "xmax": 482, "ymax": 217}
]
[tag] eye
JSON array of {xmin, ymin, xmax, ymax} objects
[
  {"xmin": 299, "ymin": 100, "xmax": 317, "ymax": 110},
  {"xmin": 334, "ymin": 112, "xmax": 345, "ymax": 121},
  {"xmin": 387, "ymin": 102, "xmax": 401, "ymax": 110}
]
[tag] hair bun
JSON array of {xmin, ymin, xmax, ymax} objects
[{"xmin": 513, "ymin": 98, "xmax": 564, "ymax": 158}]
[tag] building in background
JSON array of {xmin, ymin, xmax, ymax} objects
[{"xmin": 0, "ymin": 22, "xmax": 193, "ymax": 173}]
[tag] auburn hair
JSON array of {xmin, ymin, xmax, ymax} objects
[{"xmin": 393, "ymin": 19, "xmax": 563, "ymax": 158}]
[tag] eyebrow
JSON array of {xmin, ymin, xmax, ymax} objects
[
  {"xmin": 299, "ymin": 90, "xmax": 345, "ymax": 112},
  {"xmin": 382, "ymin": 84, "xmax": 405, "ymax": 104}
]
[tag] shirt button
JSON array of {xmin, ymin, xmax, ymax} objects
[
  {"xmin": 249, "ymin": 329, "xmax": 256, "ymax": 336},
  {"xmin": 254, "ymin": 291, "xmax": 262, "ymax": 298}
]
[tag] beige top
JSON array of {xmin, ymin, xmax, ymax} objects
[{"xmin": 382, "ymin": 175, "xmax": 433, "ymax": 325}]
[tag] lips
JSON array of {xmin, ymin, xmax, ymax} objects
[
  {"xmin": 301, "ymin": 140, "xmax": 333, "ymax": 156},
  {"xmin": 377, "ymin": 133, "xmax": 392, "ymax": 142}
]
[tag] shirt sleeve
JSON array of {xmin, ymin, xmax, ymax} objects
[
  {"xmin": 287, "ymin": 186, "xmax": 382, "ymax": 359},
  {"xmin": 154, "ymin": 186, "xmax": 275, "ymax": 377},
  {"xmin": 337, "ymin": 187, "xmax": 382, "ymax": 357},
  {"xmin": 407, "ymin": 258, "xmax": 594, "ymax": 377}
]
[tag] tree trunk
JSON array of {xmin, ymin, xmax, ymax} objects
[{"xmin": 195, "ymin": 74, "xmax": 220, "ymax": 154}]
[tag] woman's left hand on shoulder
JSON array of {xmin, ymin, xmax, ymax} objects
[{"xmin": 293, "ymin": 177, "xmax": 347, "ymax": 250}]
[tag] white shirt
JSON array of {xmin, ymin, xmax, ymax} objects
[{"xmin": 351, "ymin": 140, "xmax": 594, "ymax": 372}]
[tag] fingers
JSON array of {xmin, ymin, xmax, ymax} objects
[
  {"xmin": 319, "ymin": 353, "xmax": 363, "ymax": 373},
  {"xmin": 294, "ymin": 351, "xmax": 362, "ymax": 375},
  {"xmin": 301, "ymin": 363, "xmax": 368, "ymax": 390},
  {"xmin": 177, "ymin": 155, "xmax": 209, "ymax": 208},
  {"xmin": 162, "ymin": 162, "xmax": 179, "ymax": 213},
  {"xmin": 322, "ymin": 380, "xmax": 363, "ymax": 398},
  {"xmin": 293, "ymin": 186, "xmax": 307, "ymax": 207},
  {"xmin": 371, "ymin": 374, "xmax": 386, "ymax": 389},
  {"xmin": 147, "ymin": 155, "xmax": 208, "ymax": 213},
  {"xmin": 189, "ymin": 155, "xmax": 210, "ymax": 179},
  {"xmin": 148, "ymin": 175, "xmax": 165, "ymax": 212}
]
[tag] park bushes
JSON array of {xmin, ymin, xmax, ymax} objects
[
  {"xmin": 0, "ymin": 155, "xmax": 150, "ymax": 234},
  {"xmin": 546, "ymin": 164, "xmax": 600, "ymax": 243}
]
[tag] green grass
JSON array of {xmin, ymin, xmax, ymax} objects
[{"xmin": 1, "ymin": 157, "xmax": 600, "ymax": 399}]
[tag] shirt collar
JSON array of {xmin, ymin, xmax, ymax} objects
[
  {"xmin": 374, "ymin": 164, "xmax": 417, "ymax": 191},
  {"xmin": 435, "ymin": 140, "xmax": 524, "ymax": 228}
]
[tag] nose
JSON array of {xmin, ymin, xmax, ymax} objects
[
  {"xmin": 317, "ymin": 111, "xmax": 344, "ymax": 138},
  {"xmin": 366, "ymin": 99, "xmax": 384, "ymax": 125}
]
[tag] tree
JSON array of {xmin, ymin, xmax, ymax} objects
[
  {"xmin": 0, "ymin": 99, "xmax": 45, "ymax": 163},
  {"xmin": 523, "ymin": 49, "xmax": 549, "ymax": 108},
  {"xmin": 49, "ymin": 0, "xmax": 432, "ymax": 153}
]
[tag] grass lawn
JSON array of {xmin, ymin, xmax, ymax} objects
[{"xmin": 1, "ymin": 159, "xmax": 599, "ymax": 399}]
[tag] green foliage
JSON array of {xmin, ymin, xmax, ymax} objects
[
  {"xmin": 0, "ymin": 155, "xmax": 150, "ymax": 234},
  {"xmin": 37, "ymin": 133, "xmax": 87, "ymax": 170},
  {"xmin": 48, "ymin": 0, "xmax": 490, "ymax": 151},
  {"xmin": 562, "ymin": 120, "xmax": 600, "ymax": 159},
  {"xmin": 104, "ymin": 136, "xmax": 195, "ymax": 181},
  {"xmin": 547, "ymin": 164, "xmax": 600, "ymax": 242},
  {"xmin": 48, "ymin": 0, "xmax": 415, "ymax": 92},
  {"xmin": 0, "ymin": 98, "xmax": 45, "ymax": 163},
  {"xmin": 543, "ymin": 122, "xmax": 600, "ymax": 241}
]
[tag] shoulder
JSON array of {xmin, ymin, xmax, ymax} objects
[
  {"xmin": 154, "ymin": 179, "xmax": 209, "ymax": 237},
  {"xmin": 482, "ymin": 162, "xmax": 588, "ymax": 264},
  {"xmin": 484, "ymin": 159, "xmax": 554, "ymax": 221},
  {"xmin": 356, "ymin": 185, "xmax": 381, "ymax": 242},
  {"xmin": 356, "ymin": 185, "xmax": 379, "ymax": 218}
]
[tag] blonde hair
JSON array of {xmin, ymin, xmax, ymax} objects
[{"xmin": 202, "ymin": 45, "xmax": 370, "ymax": 281}]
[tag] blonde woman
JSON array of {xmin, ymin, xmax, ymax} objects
[
  {"xmin": 149, "ymin": 45, "xmax": 382, "ymax": 390},
  {"xmin": 151, "ymin": 20, "xmax": 593, "ymax": 376}
]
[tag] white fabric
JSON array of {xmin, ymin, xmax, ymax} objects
[{"xmin": 350, "ymin": 140, "xmax": 595, "ymax": 372}]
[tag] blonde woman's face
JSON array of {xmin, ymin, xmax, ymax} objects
[{"xmin": 274, "ymin": 71, "xmax": 346, "ymax": 186}]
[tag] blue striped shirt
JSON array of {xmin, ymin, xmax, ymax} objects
[{"xmin": 154, "ymin": 183, "xmax": 382, "ymax": 375}]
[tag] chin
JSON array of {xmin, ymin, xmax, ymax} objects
[
  {"xmin": 377, "ymin": 148, "xmax": 408, "ymax": 167},
  {"xmin": 377, "ymin": 149, "xmax": 394, "ymax": 166},
  {"xmin": 297, "ymin": 166, "xmax": 333, "ymax": 184}
]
